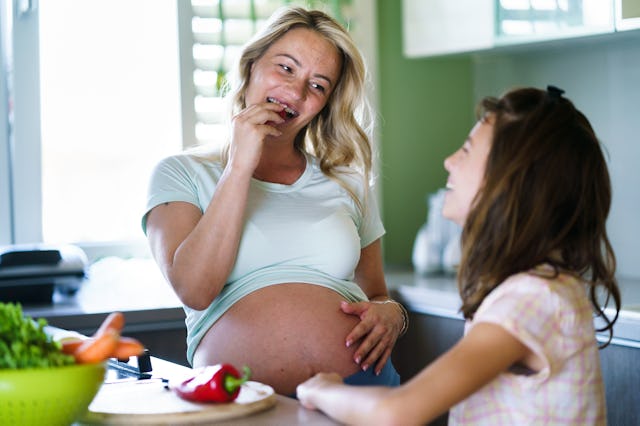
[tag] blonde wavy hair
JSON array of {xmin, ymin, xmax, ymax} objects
[{"xmin": 220, "ymin": 6, "xmax": 375, "ymax": 208}]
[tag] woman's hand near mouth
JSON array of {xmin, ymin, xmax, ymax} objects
[{"xmin": 229, "ymin": 101, "xmax": 285, "ymax": 175}]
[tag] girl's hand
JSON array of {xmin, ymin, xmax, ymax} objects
[
  {"xmin": 228, "ymin": 101, "xmax": 285, "ymax": 173},
  {"xmin": 341, "ymin": 300, "xmax": 404, "ymax": 375},
  {"xmin": 296, "ymin": 372, "xmax": 343, "ymax": 410}
]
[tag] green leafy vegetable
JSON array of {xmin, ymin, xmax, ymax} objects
[{"xmin": 0, "ymin": 302, "xmax": 75, "ymax": 369}]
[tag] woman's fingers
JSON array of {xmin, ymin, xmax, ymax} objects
[
  {"xmin": 354, "ymin": 323, "xmax": 391, "ymax": 370},
  {"xmin": 228, "ymin": 102, "xmax": 284, "ymax": 170},
  {"xmin": 341, "ymin": 301, "xmax": 369, "ymax": 347},
  {"xmin": 373, "ymin": 347, "xmax": 393, "ymax": 375},
  {"xmin": 362, "ymin": 341, "xmax": 392, "ymax": 375},
  {"xmin": 232, "ymin": 102, "xmax": 284, "ymax": 135},
  {"xmin": 343, "ymin": 300, "xmax": 401, "ymax": 372}
]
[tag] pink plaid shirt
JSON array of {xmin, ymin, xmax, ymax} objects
[{"xmin": 449, "ymin": 266, "xmax": 607, "ymax": 425}]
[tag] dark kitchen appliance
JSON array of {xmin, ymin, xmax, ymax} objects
[{"xmin": 0, "ymin": 244, "xmax": 88, "ymax": 304}]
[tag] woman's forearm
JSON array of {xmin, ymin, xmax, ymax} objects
[{"xmin": 166, "ymin": 165, "xmax": 252, "ymax": 309}]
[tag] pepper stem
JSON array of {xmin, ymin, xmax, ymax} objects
[{"xmin": 224, "ymin": 366, "xmax": 251, "ymax": 393}]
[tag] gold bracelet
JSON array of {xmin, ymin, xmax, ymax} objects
[{"xmin": 374, "ymin": 299, "xmax": 409, "ymax": 337}]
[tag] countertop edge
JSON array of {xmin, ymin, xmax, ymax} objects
[{"xmin": 386, "ymin": 270, "xmax": 640, "ymax": 345}]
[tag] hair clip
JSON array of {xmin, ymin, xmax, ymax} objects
[{"xmin": 547, "ymin": 85, "xmax": 565, "ymax": 99}]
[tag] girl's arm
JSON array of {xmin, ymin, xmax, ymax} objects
[
  {"xmin": 340, "ymin": 239, "xmax": 405, "ymax": 374},
  {"xmin": 297, "ymin": 322, "xmax": 531, "ymax": 425}
]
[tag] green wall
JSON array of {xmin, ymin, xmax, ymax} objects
[{"xmin": 376, "ymin": 1, "xmax": 474, "ymax": 266}]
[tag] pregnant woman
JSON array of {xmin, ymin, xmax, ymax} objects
[{"xmin": 142, "ymin": 6, "xmax": 405, "ymax": 395}]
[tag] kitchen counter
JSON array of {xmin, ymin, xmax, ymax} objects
[
  {"xmin": 42, "ymin": 327, "xmax": 337, "ymax": 426},
  {"xmin": 121, "ymin": 357, "xmax": 338, "ymax": 426},
  {"xmin": 22, "ymin": 257, "xmax": 190, "ymax": 366},
  {"xmin": 385, "ymin": 268, "xmax": 640, "ymax": 345},
  {"xmin": 22, "ymin": 257, "xmax": 185, "ymax": 335},
  {"xmin": 85, "ymin": 357, "xmax": 337, "ymax": 425},
  {"xmin": 22, "ymin": 256, "xmax": 640, "ymax": 345},
  {"xmin": 18, "ymin": 257, "xmax": 639, "ymax": 425}
]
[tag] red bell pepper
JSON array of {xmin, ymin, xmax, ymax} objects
[{"xmin": 174, "ymin": 364, "xmax": 251, "ymax": 403}]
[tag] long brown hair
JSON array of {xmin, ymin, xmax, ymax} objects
[{"xmin": 458, "ymin": 87, "xmax": 620, "ymax": 344}]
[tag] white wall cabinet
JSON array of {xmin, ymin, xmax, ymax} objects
[
  {"xmin": 403, "ymin": 0, "xmax": 627, "ymax": 57},
  {"xmin": 402, "ymin": 0, "xmax": 494, "ymax": 57}
]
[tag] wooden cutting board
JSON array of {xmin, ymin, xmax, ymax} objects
[{"xmin": 81, "ymin": 379, "xmax": 276, "ymax": 425}]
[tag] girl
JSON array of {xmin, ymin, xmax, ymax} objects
[{"xmin": 296, "ymin": 86, "xmax": 621, "ymax": 425}]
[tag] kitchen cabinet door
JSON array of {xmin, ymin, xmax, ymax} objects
[
  {"xmin": 403, "ymin": 0, "xmax": 619, "ymax": 58},
  {"xmin": 598, "ymin": 339, "xmax": 640, "ymax": 426},
  {"xmin": 402, "ymin": 0, "xmax": 494, "ymax": 57},
  {"xmin": 126, "ymin": 327, "xmax": 188, "ymax": 367},
  {"xmin": 391, "ymin": 308, "xmax": 465, "ymax": 426}
]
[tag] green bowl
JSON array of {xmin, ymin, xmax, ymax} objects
[{"xmin": 0, "ymin": 362, "xmax": 106, "ymax": 426}]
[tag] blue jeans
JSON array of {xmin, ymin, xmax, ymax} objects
[
  {"xmin": 291, "ymin": 358, "xmax": 400, "ymax": 398},
  {"xmin": 344, "ymin": 357, "xmax": 400, "ymax": 386}
]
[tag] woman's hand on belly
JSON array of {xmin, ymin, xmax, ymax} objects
[
  {"xmin": 340, "ymin": 300, "xmax": 405, "ymax": 375},
  {"xmin": 192, "ymin": 283, "xmax": 362, "ymax": 395}
]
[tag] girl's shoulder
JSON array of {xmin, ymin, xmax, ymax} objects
[
  {"xmin": 498, "ymin": 265, "xmax": 584, "ymax": 300},
  {"xmin": 478, "ymin": 265, "xmax": 590, "ymax": 325}
]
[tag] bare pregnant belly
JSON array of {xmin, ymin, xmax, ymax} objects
[{"xmin": 192, "ymin": 283, "xmax": 362, "ymax": 395}]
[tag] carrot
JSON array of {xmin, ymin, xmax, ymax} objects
[
  {"xmin": 74, "ymin": 329, "xmax": 120, "ymax": 364},
  {"xmin": 111, "ymin": 336, "xmax": 145, "ymax": 360},
  {"xmin": 94, "ymin": 311, "xmax": 125, "ymax": 337},
  {"xmin": 64, "ymin": 312, "xmax": 146, "ymax": 364},
  {"xmin": 60, "ymin": 337, "xmax": 85, "ymax": 355}
]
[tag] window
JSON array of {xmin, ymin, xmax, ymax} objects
[
  {"xmin": 0, "ymin": 0, "xmax": 364, "ymax": 261},
  {"xmin": 1, "ymin": 0, "xmax": 183, "ymax": 260},
  {"xmin": 38, "ymin": 0, "xmax": 182, "ymax": 247}
]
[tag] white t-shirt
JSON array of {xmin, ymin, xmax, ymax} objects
[{"xmin": 142, "ymin": 151, "xmax": 385, "ymax": 364}]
